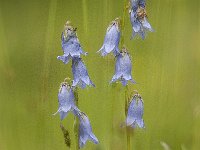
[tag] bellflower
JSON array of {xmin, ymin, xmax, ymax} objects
[
  {"xmin": 129, "ymin": 0, "xmax": 153, "ymax": 39},
  {"xmin": 72, "ymin": 57, "xmax": 95, "ymax": 89},
  {"xmin": 98, "ymin": 18, "xmax": 120, "ymax": 56},
  {"xmin": 57, "ymin": 22, "xmax": 87, "ymax": 64},
  {"xmin": 126, "ymin": 93, "xmax": 145, "ymax": 128},
  {"xmin": 73, "ymin": 109, "xmax": 99, "ymax": 148},
  {"xmin": 53, "ymin": 82, "xmax": 76, "ymax": 120},
  {"xmin": 110, "ymin": 47, "xmax": 136, "ymax": 86}
]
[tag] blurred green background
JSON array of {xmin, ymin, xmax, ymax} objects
[{"xmin": 0, "ymin": 0, "xmax": 200, "ymax": 149}]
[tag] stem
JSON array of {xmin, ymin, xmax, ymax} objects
[
  {"xmin": 74, "ymin": 87, "xmax": 79, "ymax": 150},
  {"xmin": 125, "ymin": 85, "xmax": 131, "ymax": 150},
  {"xmin": 121, "ymin": 0, "xmax": 131, "ymax": 149},
  {"xmin": 110, "ymin": 83, "xmax": 117, "ymax": 149}
]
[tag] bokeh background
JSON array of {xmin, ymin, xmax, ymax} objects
[{"xmin": 0, "ymin": 0, "xmax": 200, "ymax": 149}]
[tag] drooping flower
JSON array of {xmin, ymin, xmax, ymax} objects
[
  {"xmin": 73, "ymin": 109, "xmax": 99, "ymax": 148},
  {"xmin": 129, "ymin": 0, "xmax": 153, "ymax": 39},
  {"xmin": 57, "ymin": 21, "xmax": 87, "ymax": 64},
  {"xmin": 72, "ymin": 57, "xmax": 95, "ymax": 89},
  {"xmin": 126, "ymin": 92, "xmax": 145, "ymax": 128},
  {"xmin": 98, "ymin": 18, "xmax": 120, "ymax": 56},
  {"xmin": 110, "ymin": 47, "xmax": 136, "ymax": 86},
  {"xmin": 53, "ymin": 82, "xmax": 76, "ymax": 120}
]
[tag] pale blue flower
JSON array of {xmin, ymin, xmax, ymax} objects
[
  {"xmin": 57, "ymin": 33, "xmax": 87, "ymax": 64},
  {"xmin": 98, "ymin": 18, "xmax": 120, "ymax": 56},
  {"xmin": 110, "ymin": 47, "xmax": 136, "ymax": 86},
  {"xmin": 73, "ymin": 109, "xmax": 99, "ymax": 148},
  {"xmin": 53, "ymin": 82, "xmax": 76, "ymax": 120},
  {"xmin": 126, "ymin": 93, "xmax": 145, "ymax": 128},
  {"xmin": 72, "ymin": 57, "xmax": 95, "ymax": 89},
  {"xmin": 129, "ymin": 0, "xmax": 153, "ymax": 39}
]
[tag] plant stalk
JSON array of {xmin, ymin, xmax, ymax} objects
[
  {"xmin": 121, "ymin": 0, "xmax": 131, "ymax": 149},
  {"xmin": 74, "ymin": 87, "xmax": 79, "ymax": 150},
  {"xmin": 125, "ymin": 85, "xmax": 131, "ymax": 150}
]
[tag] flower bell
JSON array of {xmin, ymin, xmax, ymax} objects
[
  {"xmin": 53, "ymin": 82, "xmax": 76, "ymax": 120},
  {"xmin": 126, "ymin": 92, "xmax": 145, "ymax": 128},
  {"xmin": 57, "ymin": 21, "xmax": 87, "ymax": 64},
  {"xmin": 129, "ymin": 0, "xmax": 153, "ymax": 39},
  {"xmin": 73, "ymin": 109, "xmax": 99, "ymax": 148},
  {"xmin": 110, "ymin": 47, "xmax": 136, "ymax": 86},
  {"xmin": 72, "ymin": 57, "xmax": 95, "ymax": 89},
  {"xmin": 98, "ymin": 18, "xmax": 120, "ymax": 56}
]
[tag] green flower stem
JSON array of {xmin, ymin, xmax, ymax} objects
[
  {"xmin": 110, "ymin": 83, "xmax": 117, "ymax": 149},
  {"xmin": 125, "ymin": 85, "xmax": 131, "ymax": 150},
  {"xmin": 121, "ymin": 0, "xmax": 132, "ymax": 149},
  {"xmin": 74, "ymin": 87, "xmax": 79, "ymax": 150}
]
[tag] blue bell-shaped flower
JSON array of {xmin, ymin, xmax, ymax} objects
[
  {"xmin": 53, "ymin": 82, "xmax": 76, "ymax": 120},
  {"xmin": 98, "ymin": 18, "xmax": 120, "ymax": 56},
  {"xmin": 73, "ymin": 109, "xmax": 99, "ymax": 148},
  {"xmin": 126, "ymin": 92, "xmax": 145, "ymax": 128},
  {"xmin": 110, "ymin": 47, "xmax": 136, "ymax": 86},
  {"xmin": 72, "ymin": 57, "xmax": 95, "ymax": 89}
]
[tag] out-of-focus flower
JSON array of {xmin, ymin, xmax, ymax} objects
[
  {"xmin": 98, "ymin": 18, "xmax": 120, "ymax": 56},
  {"xmin": 110, "ymin": 47, "xmax": 136, "ymax": 86},
  {"xmin": 72, "ymin": 57, "xmax": 95, "ymax": 89},
  {"xmin": 73, "ymin": 109, "xmax": 99, "ymax": 148},
  {"xmin": 53, "ymin": 82, "xmax": 76, "ymax": 120},
  {"xmin": 126, "ymin": 92, "xmax": 145, "ymax": 128},
  {"xmin": 129, "ymin": 0, "xmax": 153, "ymax": 39},
  {"xmin": 57, "ymin": 21, "xmax": 87, "ymax": 64}
]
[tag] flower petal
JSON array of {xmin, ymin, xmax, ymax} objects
[
  {"xmin": 111, "ymin": 51, "xmax": 135, "ymax": 85},
  {"xmin": 133, "ymin": 21, "xmax": 141, "ymax": 33},
  {"xmin": 121, "ymin": 79, "xmax": 128, "ymax": 86},
  {"xmin": 72, "ymin": 58, "xmax": 95, "ymax": 88},
  {"xmin": 98, "ymin": 19, "xmax": 120, "ymax": 56},
  {"xmin": 89, "ymin": 133, "xmax": 99, "ymax": 144},
  {"xmin": 126, "ymin": 97, "xmax": 137, "ymax": 126},
  {"xmin": 61, "ymin": 37, "xmax": 87, "ymax": 58},
  {"xmin": 135, "ymin": 98, "xmax": 145, "ymax": 128},
  {"xmin": 77, "ymin": 112, "xmax": 99, "ymax": 148},
  {"xmin": 60, "ymin": 111, "xmax": 69, "ymax": 121},
  {"xmin": 142, "ymin": 17, "xmax": 153, "ymax": 32},
  {"xmin": 54, "ymin": 84, "xmax": 75, "ymax": 120},
  {"xmin": 136, "ymin": 119, "xmax": 145, "ymax": 128},
  {"xmin": 57, "ymin": 55, "xmax": 71, "ymax": 64}
]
